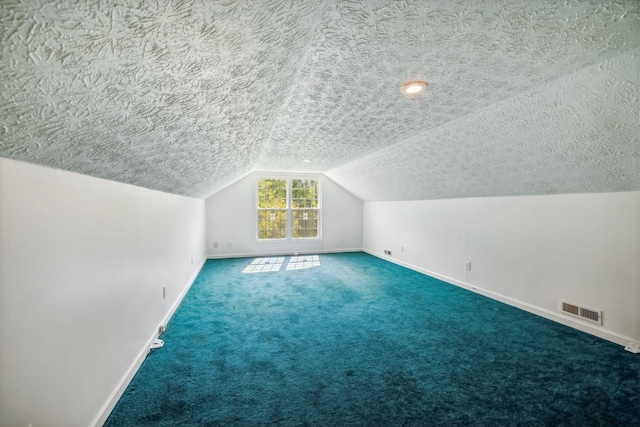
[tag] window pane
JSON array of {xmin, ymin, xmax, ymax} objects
[
  {"xmin": 292, "ymin": 209, "xmax": 318, "ymax": 238},
  {"xmin": 258, "ymin": 210, "xmax": 287, "ymax": 239},
  {"xmin": 291, "ymin": 179, "xmax": 317, "ymax": 209},
  {"xmin": 258, "ymin": 179, "xmax": 287, "ymax": 209}
]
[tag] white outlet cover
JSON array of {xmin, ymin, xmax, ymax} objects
[
  {"xmin": 150, "ymin": 339, "xmax": 164, "ymax": 350},
  {"xmin": 625, "ymin": 343, "xmax": 640, "ymax": 354}
]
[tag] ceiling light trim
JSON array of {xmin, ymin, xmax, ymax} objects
[{"xmin": 401, "ymin": 80, "xmax": 428, "ymax": 97}]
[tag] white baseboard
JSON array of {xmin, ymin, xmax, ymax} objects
[
  {"xmin": 363, "ymin": 249, "xmax": 635, "ymax": 348},
  {"xmin": 207, "ymin": 248, "xmax": 362, "ymax": 259},
  {"xmin": 91, "ymin": 256, "xmax": 207, "ymax": 427}
]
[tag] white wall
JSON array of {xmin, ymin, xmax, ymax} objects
[
  {"xmin": 205, "ymin": 172, "xmax": 362, "ymax": 257},
  {"xmin": 363, "ymin": 191, "xmax": 640, "ymax": 345},
  {"xmin": 0, "ymin": 158, "xmax": 206, "ymax": 427},
  {"xmin": 637, "ymin": 193, "xmax": 640, "ymax": 342}
]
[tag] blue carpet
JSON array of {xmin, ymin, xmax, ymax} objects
[{"xmin": 105, "ymin": 252, "xmax": 639, "ymax": 426}]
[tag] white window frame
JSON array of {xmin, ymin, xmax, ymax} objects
[{"xmin": 255, "ymin": 174, "xmax": 322, "ymax": 242}]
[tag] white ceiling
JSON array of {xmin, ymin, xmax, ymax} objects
[{"xmin": 1, "ymin": 0, "xmax": 639, "ymax": 200}]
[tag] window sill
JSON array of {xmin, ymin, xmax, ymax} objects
[{"xmin": 256, "ymin": 237, "xmax": 322, "ymax": 243}]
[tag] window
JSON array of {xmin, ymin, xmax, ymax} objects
[
  {"xmin": 257, "ymin": 179, "xmax": 287, "ymax": 239},
  {"xmin": 257, "ymin": 177, "xmax": 320, "ymax": 240},
  {"xmin": 291, "ymin": 179, "xmax": 319, "ymax": 238}
]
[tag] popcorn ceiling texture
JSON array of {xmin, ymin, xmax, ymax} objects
[
  {"xmin": 0, "ymin": 0, "xmax": 325, "ymax": 196},
  {"xmin": 1, "ymin": 0, "xmax": 639, "ymax": 200},
  {"xmin": 327, "ymin": 51, "xmax": 640, "ymax": 201}
]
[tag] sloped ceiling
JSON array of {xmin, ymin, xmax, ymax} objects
[{"xmin": 1, "ymin": 0, "xmax": 639, "ymax": 201}]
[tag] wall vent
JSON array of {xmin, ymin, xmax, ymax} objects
[
  {"xmin": 561, "ymin": 301, "xmax": 602, "ymax": 325},
  {"xmin": 383, "ymin": 249, "xmax": 392, "ymax": 256}
]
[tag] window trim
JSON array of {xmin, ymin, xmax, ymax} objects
[{"xmin": 255, "ymin": 174, "xmax": 322, "ymax": 242}]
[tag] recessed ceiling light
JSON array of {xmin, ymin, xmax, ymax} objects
[
  {"xmin": 401, "ymin": 80, "xmax": 428, "ymax": 97},
  {"xmin": 303, "ymin": 159, "xmax": 311, "ymax": 163}
]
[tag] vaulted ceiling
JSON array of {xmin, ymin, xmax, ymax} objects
[{"xmin": 1, "ymin": 0, "xmax": 639, "ymax": 201}]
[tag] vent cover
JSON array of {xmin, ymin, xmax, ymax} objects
[{"xmin": 561, "ymin": 301, "xmax": 602, "ymax": 325}]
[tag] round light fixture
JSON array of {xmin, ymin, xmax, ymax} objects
[
  {"xmin": 302, "ymin": 159, "xmax": 311, "ymax": 163},
  {"xmin": 401, "ymin": 80, "xmax": 428, "ymax": 97}
]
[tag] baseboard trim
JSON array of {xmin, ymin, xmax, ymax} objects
[
  {"xmin": 363, "ymin": 249, "xmax": 634, "ymax": 348},
  {"xmin": 91, "ymin": 256, "xmax": 207, "ymax": 427},
  {"xmin": 206, "ymin": 248, "xmax": 362, "ymax": 259}
]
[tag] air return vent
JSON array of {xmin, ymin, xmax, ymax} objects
[{"xmin": 561, "ymin": 301, "xmax": 602, "ymax": 325}]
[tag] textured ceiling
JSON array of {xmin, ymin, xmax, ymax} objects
[
  {"xmin": 1, "ymin": 0, "xmax": 639, "ymax": 200},
  {"xmin": 0, "ymin": 0, "xmax": 326, "ymax": 196},
  {"xmin": 327, "ymin": 50, "xmax": 640, "ymax": 201}
]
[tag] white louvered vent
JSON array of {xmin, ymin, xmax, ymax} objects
[{"xmin": 561, "ymin": 301, "xmax": 602, "ymax": 325}]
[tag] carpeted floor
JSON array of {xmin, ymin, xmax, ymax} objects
[{"xmin": 105, "ymin": 252, "xmax": 639, "ymax": 426}]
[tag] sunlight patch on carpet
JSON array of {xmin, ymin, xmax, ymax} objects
[
  {"xmin": 286, "ymin": 255, "xmax": 320, "ymax": 270},
  {"xmin": 242, "ymin": 257, "xmax": 285, "ymax": 273}
]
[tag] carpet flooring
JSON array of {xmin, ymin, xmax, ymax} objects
[{"xmin": 105, "ymin": 252, "xmax": 639, "ymax": 426}]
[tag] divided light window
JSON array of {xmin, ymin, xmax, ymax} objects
[
  {"xmin": 291, "ymin": 179, "xmax": 319, "ymax": 238},
  {"xmin": 258, "ymin": 179, "xmax": 288, "ymax": 239},
  {"xmin": 257, "ymin": 177, "xmax": 320, "ymax": 240}
]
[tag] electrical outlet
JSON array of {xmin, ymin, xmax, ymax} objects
[
  {"xmin": 213, "ymin": 242, "xmax": 218, "ymax": 248},
  {"xmin": 384, "ymin": 249, "xmax": 392, "ymax": 256},
  {"xmin": 163, "ymin": 285, "xmax": 166, "ymax": 299},
  {"xmin": 465, "ymin": 261, "xmax": 471, "ymax": 271},
  {"xmin": 625, "ymin": 342, "xmax": 640, "ymax": 353}
]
